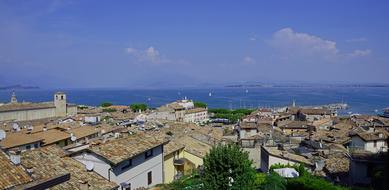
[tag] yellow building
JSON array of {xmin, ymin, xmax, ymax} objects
[{"xmin": 163, "ymin": 136, "xmax": 212, "ymax": 183}]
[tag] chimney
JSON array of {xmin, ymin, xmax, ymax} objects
[
  {"xmin": 26, "ymin": 166, "xmax": 34, "ymax": 175},
  {"xmin": 79, "ymin": 180, "xmax": 89, "ymax": 190}
]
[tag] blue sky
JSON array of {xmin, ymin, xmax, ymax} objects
[{"xmin": 1, "ymin": 0, "xmax": 389, "ymax": 88}]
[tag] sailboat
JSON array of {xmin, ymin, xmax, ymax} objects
[
  {"xmin": 209, "ymin": 92, "xmax": 212, "ymax": 97},
  {"xmin": 245, "ymin": 89, "xmax": 249, "ymax": 93}
]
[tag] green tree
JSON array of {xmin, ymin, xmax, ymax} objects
[
  {"xmin": 101, "ymin": 102, "xmax": 113, "ymax": 107},
  {"xmin": 262, "ymin": 172, "xmax": 286, "ymax": 190},
  {"xmin": 194, "ymin": 101, "xmax": 207, "ymax": 108},
  {"xmin": 202, "ymin": 144, "xmax": 256, "ymax": 190},
  {"xmin": 130, "ymin": 103, "xmax": 147, "ymax": 112},
  {"xmin": 254, "ymin": 173, "xmax": 267, "ymax": 188}
]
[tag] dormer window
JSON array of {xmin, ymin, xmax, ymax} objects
[
  {"xmin": 121, "ymin": 159, "xmax": 132, "ymax": 171},
  {"xmin": 145, "ymin": 149, "xmax": 153, "ymax": 159}
]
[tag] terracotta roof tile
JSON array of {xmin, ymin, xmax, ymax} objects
[
  {"xmin": 0, "ymin": 151, "xmax": 32, "ymax": 189},
  {"xmin": 0, "ymin": 132, "xmax": 43, "ymax": 149},
  {"xmin": 89, "ymin": 134, "xmax": 167, "ymax": 165},
  {"xmin": 0, "ymin": 102, "xmax": 55, "ymax": 112},
  {"xmin": 21, "ymin": 146, "xmax": 118, "ymax": 190}
]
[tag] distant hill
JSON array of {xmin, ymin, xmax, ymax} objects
[
  {"xmin": 0, "ymin": 85, "xmax": 40, "ymax": 90},
  {"xmin": 225, "ymin": 82, "xmax": 389, "ymax": 88}
]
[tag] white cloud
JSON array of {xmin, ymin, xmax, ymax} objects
[
  {"xmin": 145, "ymin": 46, "xmax": 160, "ymax": 63},
  {"xmin": 349, "ymin": 49, "xmax": 371, "ymax": 57},
  {"xmin": 249, "ymin": 34, "xmax": 257, "ymax": 41},
  {"xmin": 271, "ymin": 28, "xmax": 338, "ymax": 58},
  {"xmin": 346, "ymin": 38, "xmax": 368, "ymax": 43},
  {"xmin": 269, "ymin": 27, "xmax": 371, "ymax": 62},
  {"xmin": 125, "ymin": 47, "xmax": 137, "ymax": 54},
  {"xmin": 125, "ymin": 46, "xmax": 186, "ymax": 64},
  {"xmin": 243, "ymin": 56, "xmax": 255, "ymax": 64}
]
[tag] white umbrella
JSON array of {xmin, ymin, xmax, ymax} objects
[{"xmin": 273, "ymin": 168, "xmax": 299, "ymax": 178}]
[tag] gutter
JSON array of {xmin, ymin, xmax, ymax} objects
[{"xmin": 108, "ymin": 167, "xmax": 112, "ymax": 181}]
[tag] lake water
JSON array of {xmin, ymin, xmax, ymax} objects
[{"xmin": 1, "ymin": 87, "xmax": 388, "ymax": 115}]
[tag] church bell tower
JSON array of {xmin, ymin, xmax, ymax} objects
[
  {"xmin": 54, "ymin": 92, "xmax": 67, "ymax": 117},
  {"xmin": 10, "ymin": 91, "xmax": 17, "ymax": 104}
]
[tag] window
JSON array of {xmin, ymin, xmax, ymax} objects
[
  {"xmin": 147, "ymin": 171, "xmax": 152, "ymax": 185},
  {"xmin": 121, "ymin": 159, "xmax": 132, "ymax": 171},
  {"xmin": 34, "ymin": 143, "xmax": 39, "ymax": 148},
  {"xmin": 145, "ymin": 149, "xmax": 153, "ymax": 159},
  {"xmin": 61, "ymin": 95, "xmax": 64, "ymax": 100},
  {"xmin": 373, "ymin": 140, "xmax": 377, "ymax": 147},
  {"xmin": 121, "ymin": 183, "xmax": 131, "ymax": 190},
  {"xmin": 26, "ymin": 145, "xmax": 31, "ymax": 150}
]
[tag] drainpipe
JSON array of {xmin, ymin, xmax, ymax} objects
[
  {"xmin": 108, "ymin": 167, "xmax": 112, "ymax": 181},
  {"xmin": 162, "ymin": 145, "xmax": 165, "ymax": 183}
]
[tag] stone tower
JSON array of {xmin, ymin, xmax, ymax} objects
[
  {"xmin": 10, "ymin": 91, "xmax": 17, "ymax": 103},
  {"xmin": 54, "ymin": 92, "xmax": 67, "ymax": 117}
]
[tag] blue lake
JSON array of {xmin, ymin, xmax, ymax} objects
[{"xmin": 1, "ymin": 87, "xmax": 388, "ymax": 115}]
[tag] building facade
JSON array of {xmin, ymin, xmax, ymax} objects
[
  {"xmin": 71, "ymin": 136, "xmax": 166, "ymax": 190},
  {"xmin": 350, "ymin": 132, "xmax": 388, "ymax": 153},
  {"xmin": 0, "ymin": 92, "xmax": 77, "ymax": 121},
  {"xmin": 183, "ymin": 108, "xmax": 208, "ymax": 123}
]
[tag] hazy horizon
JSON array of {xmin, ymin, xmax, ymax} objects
[{"xmin": 1, "ymin": 0, "xmax": 389, "ymax": 88}]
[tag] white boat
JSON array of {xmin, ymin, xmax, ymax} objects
[{"xmin": 209, "ymin": 92, "xmax": 212, "ymax": 97}]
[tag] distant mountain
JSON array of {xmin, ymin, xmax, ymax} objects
[
  {"xmin": 0, "ymin": 85, "xmax": 40, "ymax": 90},
  {"xmin": 224, "ymin": 82, "xmax": 389, "ymax": 88}
]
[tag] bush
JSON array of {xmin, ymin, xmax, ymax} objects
[
  {"xmin": 159, "ymin": 172, "xmax": 203, "ymax": 190},
  {"xmin": 194, "ymin": 101, "xmax": 207, "ymax": 108},
  {"xmin": 255, "ymin": 173, "xmax": 267, "ymax": 187},
  {"xmin": 209, "ymin": 108, "xmax": 254, "ymax": 123},
  {"xmin": 77, "ymin": 105, "xmax": 88, "ymax": 110},
  {"xmin": 202, "ymin": 144, "xmax": 256, "ymax": 190},
  {"xmin": 130, "ymin": 103, "xmax": 147, "ymax": 112},
  {"xmin": 269, "ymin": 163, "xmax": 348, "ymax": 190},
  {"xmin": 287, "ymin": 175, "xmax": 348, "ymax": 190},
  {"xmin": 101, "ymin": 102, "xmax": 113, "ymax": 107},
  {"xmin": 262, "ymin": 172, "xmax": 287, "ymax": 190}
]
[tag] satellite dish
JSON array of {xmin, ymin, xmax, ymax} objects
[
  {"xmin": 0, "ymin": 130, "xmax": 6, "ymax": 140},
  {"xmin": 85, "ymin": 161, "xmax": 94, "ymax": 171},
  {"xmin": 71, "ymin": 135, "xmax": 77, "ymax": 142},
  {"xmin": 12, "ymin": 123, "xmax": 20, "ymax": 131}
]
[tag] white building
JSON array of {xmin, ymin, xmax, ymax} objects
[
  {"xmin": 0, "ymin": 92, "xmax": 77, "ymax": 121},
  {"xmin": 350, "ymin": 131, "xmax": 388, "ymax": 153},
  {"xmin": 148, "ymin": 99, "xmax": 204, "ymax": 123},
  {"xmin": 183, "ymin": 108, "xmax": 208, "ymax": 123},
  {"xmin": 177, "ymin": 99, "xmax": 194, "ymax": 110},
  {"xmin": 71, "ymin": 135, "xmax": 167, "ymax": 190},
  {"xmin": 84, "ymin": 115, "xmax": 101, "ymax": 124}
]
